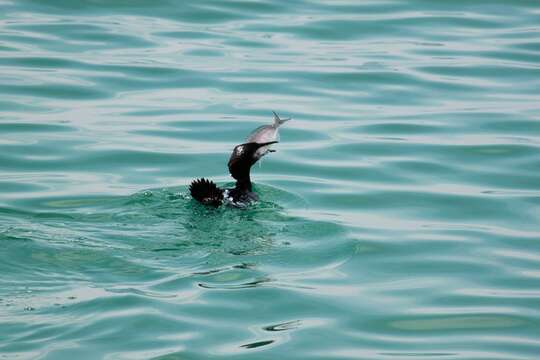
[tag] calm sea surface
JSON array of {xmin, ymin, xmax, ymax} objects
[{"xmin": 1, "ymin": 1, "xmax": 540, "ymax": 359}]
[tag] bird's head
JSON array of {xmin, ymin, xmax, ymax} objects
[{"xmin": 228, "ymin": 141, "xmax": 278, "ymax": 182}]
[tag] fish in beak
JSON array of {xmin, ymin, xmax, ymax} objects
[{"xmin": 246, "ymin": 111, "xmax": 290, "ymax": 158}]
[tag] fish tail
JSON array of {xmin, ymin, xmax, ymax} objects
[
  {"xmin": 189, "ymin": 178, "xmax": 224, "ymax": 207},
  {"xmin": 272, "ymin": 111, "xmax": 291, "ymax": 126}
]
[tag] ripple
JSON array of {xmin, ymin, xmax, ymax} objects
[
  {"xmin": 240, "ymin": 339, "xmax": 275, "ymax": 349},
  {"xmin": 389, "ymin": 315, "xmax": 525, "ymax": 331},
  {"xmin": 263, "ymin": 320, "xmax": 301, "ymax": 332},
  {"xmin": 2, "ymin": 0, "xmax": 540, "ymax": 358}
]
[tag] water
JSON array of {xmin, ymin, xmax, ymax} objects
[{"xmin": 1, "ymin": 0, "xmax": 540, "ymax": 358}]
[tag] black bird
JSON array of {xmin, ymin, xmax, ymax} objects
[
  {"xmin": 189, "ymin": 141, "xmax": 278, "ymax": 207},
  {"xmin": 189, "ymin": 112, "xmax": 289, "ymax": 207}
]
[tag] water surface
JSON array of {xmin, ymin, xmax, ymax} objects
[{"xmin": 1, "ymin": 0, "xmax": 540, "ymax": 359}]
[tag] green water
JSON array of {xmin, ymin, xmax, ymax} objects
[{"xmin": 1, "ymin": 1, "xmax": 540, "ymax": 359}]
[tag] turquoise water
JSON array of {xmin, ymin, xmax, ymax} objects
[{"xmin": 1, "ymin": 0, "xmax": 540, "ymax": 358}]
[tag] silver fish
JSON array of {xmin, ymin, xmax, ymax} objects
[{"xmin": 246, "ymin": 111, "xmax": 290, "ymax": 158}]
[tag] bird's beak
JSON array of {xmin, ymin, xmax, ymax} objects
[{"xmin": 255, "ymin": 141, "xmax": 278, "ymax": 148}]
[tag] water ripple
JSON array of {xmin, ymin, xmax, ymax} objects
[{"xmin": 2, "ymin": 0, "xmax": 540, "ymax": 359}]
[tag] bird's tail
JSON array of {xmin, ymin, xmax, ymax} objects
[
  {"xmin": 272, "ymin": 111, "xmax": 291, "ymax": 126},
  {"xmin": 189, "ymin": 178, "xmax": 224, "ymax": 207}
]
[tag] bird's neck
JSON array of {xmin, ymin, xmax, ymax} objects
[{"xmin": 234, "ymin": 176, "xmax": 252, "ymax": 192}]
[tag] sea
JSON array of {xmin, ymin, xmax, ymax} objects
[{"xmin": 1, "ymin": 1, "xmax": 540, "ymax": 359}]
